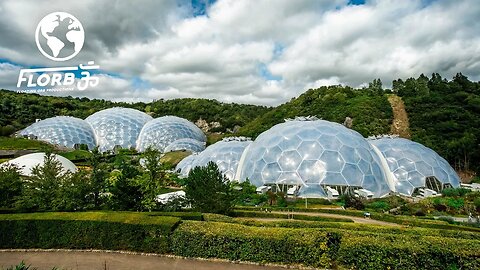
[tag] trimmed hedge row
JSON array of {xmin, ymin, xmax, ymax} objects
[
  {"xmin": 232, "ymin": 210, "xmax": 354, "ymax": 223},
  {"xmin": 147, "ymin": 211, "xmax": 203, "ymax": 221},
  {"xmin": 171, "ymin": 221, "xmax": 341, "ymax": 268},
  {"xmin": 338, "ymin": 234, "xmax": 480, "ymax": 270},
  {"xmin": 0, "ymin": 212, "xmax": 181, "ymax": 254},
  {"xmin": 215, "ymin": 218, "xmax": 480, "ymax": 240},
  {"xmin": 235, "ymin": 206, "xmax": 480, "ymax": 232}
]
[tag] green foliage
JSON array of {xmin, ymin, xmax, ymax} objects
[
  {"xmin": 232, "ymin": 210, "xmax": 354, "ymax": 223},
  {"xmin": 0, "ymin": 212, "xmax": 180, "ymax": 254},
  {"xmin": 139, "ymin": 147, "xmax": 168, "ymax": 210},
  {"xmin": 238, "ymin": 85, "xmax": 393, "ymax": 138},
  {"xmin": 339, "ymin": 194, "xmax": 365, "ymax": 210},
  {"xmin": 147, "ymin": 212, "xmax": 203, "ymax": 221},
  {"xmin": 0, "ymin": 90, "xmax": 267, "ymax": 133},
  {"xmin": 232, "ymin": 180, "xmax": 268, "ymax": 206},
  {"xmin": 442, "ymin": 187, "xmax": 471, "ymax": 197},
  {"xmin": 183, "ymin": 162, "xmax": 235, "ymax": 214},
  {"xmin": 0, "ymin": 164, "xmax": 22, "ymax": 208},
  {"xmin": 171, "ymin": 221, "xmax": 341, "ymax": 268},
  {"xmin": 396, "ymin": 73, "xmax": 480, "ymax": 174},
  {"xmin": 0, "ymin": 137, "xmax": 53, "ymax": 151},
  {"xmin": 337, "ymin": 233, "xmax": 480, "ymax": 270}
]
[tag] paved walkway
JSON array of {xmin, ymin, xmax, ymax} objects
[
  {"xmin": 0, "ymin": 250, "xmax": 292, "ymax": 270},
  {"xmin": 269, "ymin": 211, "xmax": 401, "ymax": 226}
]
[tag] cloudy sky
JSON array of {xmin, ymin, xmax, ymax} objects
[{"xmin": 0, "ymin": 0, "xmax": 479, "ymax": 105}]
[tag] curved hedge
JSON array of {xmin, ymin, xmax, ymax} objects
[
  {"xmin": 0, "ymin": 212, "xmax": 180, "ymax": 254},
  {"xmin": 171, "ymin": 221, "xmax": 341, "ymax": 268}
]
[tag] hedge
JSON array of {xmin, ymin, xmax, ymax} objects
[
  {"xmin": 338, "ymin": 234, "xmax": 480, "ymax": 270},
  {"xmin": 232, "ymin": 210, "xmax": 353, "ymax": 223},
  {"xmin": 0, "ymin": 212, "xmax": 180, "ymax": 254},
  {"xmin": 171, "ymin": 221, "xmax": 341, "ymax": 268},
  {"xmin": 147, "ymin": 211, "xmax": 203, "ymax": 221}
]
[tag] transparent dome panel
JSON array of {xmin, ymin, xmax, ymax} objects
[
  {"xmin": 369, "ymin": 137, "xmax": 461, "ymax": 196},
  {"xmin": 164, "ymin": 138, "xmax": 206, "ymax": 153},
  {"xmin": 136, "ymin": 116, "xmax": 206, "ymax": 152},
  {"xmin": 86, "ymin": 107, "xmax": 152, "ymax": 152},
  {"xmin": 238, "ymin": 119, "xmax": 390, "ymax": 198},
  {"xmin": 20, "ymin": 116, "xmax": 96, "ymax": 150}
]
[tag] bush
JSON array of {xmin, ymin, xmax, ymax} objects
[
  {"xmin": 147, "ymin": 211, "xmax": 203, "ymax": 221},
  {"xmin": 232, "ymin": 210, "xmax": 354, "ymax": 223},
  {"xmin": 0, "ymin": 212, "xmax": 180, "ymax": 253},
  {"xmin": 338, "ymin": 234, "xmax": 480, "ymax": 270},
  {"xmin": 171, "ymin": 221, "xmax": 341, "ymax": 268},
  {"xmin": 442, "ymin": 188, "xmax": 471, "ymax": 197}
]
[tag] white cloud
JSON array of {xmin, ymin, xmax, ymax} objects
[{"xmin": 0, "ymin": 0, "xmax": 479, "ymax": 105}]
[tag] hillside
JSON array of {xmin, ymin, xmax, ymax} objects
[
  {"xmin": 238, "ymin": 85, "xmax": 394, "ymax": 138},
  {"xmin": 0, "ymin": 90, "xmax": 269, "ymax": 134},
  {"xmin": 1, "ymin": 73, "xmax": 480, "ymax": 176}
]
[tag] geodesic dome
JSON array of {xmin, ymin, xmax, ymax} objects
[
  {"xmin": 164, "ymin": 138, "xmax": 206, "ymax": 153},
  {"xmin": 369, "ymin": 137, "xmax": 460, "ymax": 196},
  {"xmin": 191, "ymin": 137, "xmax": 251, "ymax": 181},
  {"xmin": 85, "ymin": 107, "xmax": 152, "ymax": 152},
  {"xmin": 175, "ymin": 153, "xmax": 198, "ymax": 177},
  {"xmin": 136, "ymin": 116, "xmax": 206, "ymax": 152},
  {"xmin": 19, "ymin": 116, "xmax": 96, "ymax": 150},
  {"xmin": 238, "ymin": 119, "xmax": 391, "ymax": 198},
  {"xmin": 1, "ymin": 152, "xmax": 77, "ymax": 176}
]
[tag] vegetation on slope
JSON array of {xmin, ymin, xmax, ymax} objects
[{"xmin": 238, "ymin": 85, "xmax": 393, "ymax": 138}]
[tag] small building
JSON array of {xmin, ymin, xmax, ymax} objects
[
  {"xmin": 256, "ymin": 185, "xmax": 271, "ymax": 194},
  {"xmin": 354, "ymin": 189, "xmax": 374, "ymax": 199},
  {"xmin": 325, "ymin": 186, "xmax": 339, "ymax": 199}
]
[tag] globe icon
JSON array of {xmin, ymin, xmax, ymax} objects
[{"xmin": 35, "ymin": 12, "xmax": 85, "ymax": 61}]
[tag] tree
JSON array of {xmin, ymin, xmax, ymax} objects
[
  {"xmin": 139, "ymin": 146, "xmax": 167, "ymax": 210},
  {"xmin": 89, "ymin": 147, "xmax": 108, "ymax": 208},
  {"xmin": 0, "ymin": 163, "xmax": 22, "ymax": 208},
  {"xmin": 183, "ymin": 162, "xmax": 235, "ymax": 214},
  {"xmin": 109, "ymin": 157, "xmax": 143, "ymax": 211},
  {"xmin": 54, "ymin": 169, "xmax": 94, "ymax": 211},
  {"xmin": 16, "ymin": 152, "xmax": 67, "ymax": 211}
]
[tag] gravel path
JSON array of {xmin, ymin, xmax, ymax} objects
[{"xmin": 0, "ymin": 250, "xmax": 294, "ymax": 270}]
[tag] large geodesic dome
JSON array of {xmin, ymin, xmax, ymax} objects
[
  {"xmin": 136, "ymin": 116, "xmax": 206, "ymax": 152},
  {"xmin": 19, "ymin": 116, "xmax": 96, "ymax": 150},
  {"xmin": 369, "ymin": 137, "xmax": 461, "ymax": 196},
  {"xmin": 175, "ymin": 153, "xmax": 198, "ymax": 177},
  {"xmin": 191, "ymin": 137, "xmax": 251, "ymax": 180},
  {"xmin": 85, "ymin": 107, "xmax": 152, "ymax": 152},
  {"xmin": 1, "ymin": 152, "xmax": 77, "ymax": 176},
  {"xmin": 164, "ymin": 138, "xmax": 206, "ymax": 153},
  {"xmin": 238, "ymin": 118, "xmax": 391, "ymax": 198}
]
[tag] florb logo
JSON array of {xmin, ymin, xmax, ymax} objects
[
  {"xmin": 35, "ymin": 12, "xmax": 84, "ymax": 61},
  {"xmin": 17, "ymin": 12, "xmax": 99, "ymax": 92}
]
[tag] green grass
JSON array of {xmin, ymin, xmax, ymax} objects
[
  {"xmin": 0, "ymin": 211, "xmax": 180, "ymax": 225},
  {"xmin": 0, "ymin": 137, "xmax": 53, "ymax": 150},
  {"xmin": 160, "ymin": 151, "xmax": 191, "ymax": 167},
  {"xmin": 58, "ymin": 150, "xmax": 92, "ymax": 161}
]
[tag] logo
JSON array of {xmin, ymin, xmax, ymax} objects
[
  {"xmin": 17, "ymin": 12, "xmax": 99, "ymax": 93},
  {"xmin": 35, "ymin": 12, "xmax": 85, "ymax": 61}
]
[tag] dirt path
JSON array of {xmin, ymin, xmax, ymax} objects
[
  {"xmin": 268, "ymin": 211, "xmax": 401, "ymax": 226},
  {"xmin": 0, "ymin": 250, "xmax": 290, "ymax": 270},
  {"xmin": 387, "ymin": 94, "xmax": 410, "ymax": 138}
]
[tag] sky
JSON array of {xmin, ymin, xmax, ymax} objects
[{"xmin": 0, "ymin": 0, "xmax": 479, "ymax": 106}]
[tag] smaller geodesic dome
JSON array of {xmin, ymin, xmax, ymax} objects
[
  {"xmin": 190, "ymin": 137, "xmax": 251, "ymax": 180},
  {"xmin": 1, "ymin": 152, "xmax": 77, "ymax": 176},
  {"xmin": 369, "ymin": 137, "xmax": 461, "ymax": 196},
  {"xmin": 175, "ymin": 153, "xmax": 198, "ymax": 177},
  {"xmin": 238, "ymin": 117, "xmax": 391, "ymax": 198},
  {"xmin": 136, "ymin": 116, "xmax": 206, "ymax": 152},
  {"xmin": 164, "ymin": 138, "xmax": 206, "ymax": 153},
  {"xmin": 85, "ymin": 107, "xmax": 152, "ymax": 152},
  {"xmin": 19, "ymin": 116, "xmax": 96, "ymax": 150}
]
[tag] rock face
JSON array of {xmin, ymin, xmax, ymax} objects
[
  {"xmin": 195, "ymin": 118, "xmax": 221, "ymax": 133},
  {"xmin": 343, "ymin": 117, "xmax": 353, "ymax": 128}
]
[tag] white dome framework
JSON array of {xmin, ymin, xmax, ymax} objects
[
  {"xmin": 369, "ymin": 137, "xmax": 461, "ymax": 196},
  {"xmin": 19, "ymin": 116, "xmax": 97, "ymax": 150},
  {"xmin": 1, "ymin": 152, "xmax": 77, "ymax": 177},
  {"xmin": 85, "ymin": 107, "xmax": 152, "ymax": 152},
  {"xmin": 164, "ymin": 138, "xmax": 206, "ymax": 153},
  {"xmin": 191, "ymin": 137, "xmax": 252, "ymax": 181},
  {"xmin": 136, "ymin": 116, "xmax": 206, "ymax": 153},
  {"xmin": 238, "ymin": 119, "xmax": 390, "ymax": 198}
]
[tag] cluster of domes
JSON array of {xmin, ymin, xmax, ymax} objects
[
  {"xmin": 177, "ymin": 118, "xmax": 460, "ymax": 198},
  {"xmin": 19, "ymin": 107, "xmax": 206, "ymax": 153}
]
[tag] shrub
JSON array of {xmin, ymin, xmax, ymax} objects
[
  {"xmin": 338, "ymin": 234, "xmax": 480, "ymax": 270},
  {"xmin": 232, "ymin": 210, "xmax": 353, "ymax": 223},
  {"xmin": 0, "ymin": 212, "xmax": 180, "ymax": 254},
  {"xmin": 171, "ymin": 221, "xmax": 341, "ymax": 268},
  {"xmin": 147, "ymin": 211, "xmax": 203, "ymax": 221}
]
